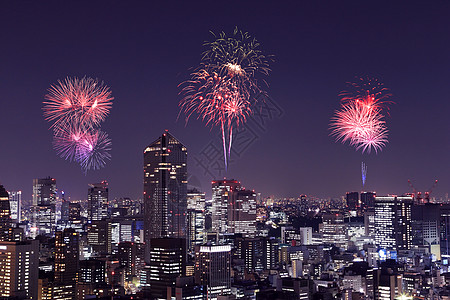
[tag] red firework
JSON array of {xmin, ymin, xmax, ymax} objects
[
  {"xmin": 43, "ymin": 76, "xmax": 113, "ymax": 172},
  {"xmin": 43, "ymin": 77, "xmax": 113, "ymax": 131},
  {"xmin": 180, "ymin": 29, "xmax": 271, "ymax": 168}
]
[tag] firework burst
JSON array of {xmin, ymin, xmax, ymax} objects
[
  {"xmin": 43, "ymin": 77, "xmax": 113, "ymax": 131},
  {"xmin": 43, "ymin": 77, "xmax": 113, "ymax": 172},
  {"xmin": 180, "ymin": 28, "xmax": 271, "ymax": 168},
  {"xmin": 330, "ymin": 101, "xmax": 388, "ymax": 153},
  {"xmin": 330, "ymin": 78, "xmax": 392, "ymax": 154},
  {"xmin": 340, "ymin": 76, "xmax": 392, "ymax": 113},
  {"xmin": 76, "ymin": 130, "xmax": 112, "ymax": 172}
]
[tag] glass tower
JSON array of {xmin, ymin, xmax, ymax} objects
[{"xmin": 143, "ymin": 130, "xmax": 187, "ymax": 248}]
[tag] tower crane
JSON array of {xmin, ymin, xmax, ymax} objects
[{"xmin": 407, "ymin": 179, "xmax": 438, "ymax": 204}]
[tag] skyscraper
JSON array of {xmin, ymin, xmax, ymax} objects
[
  {"xmin": 143, "ymin": 131, "xmax": 187, "ymax": 248},
  {"xmin": 54, "ymin": 228, "xmax": 79, "ymax": 284},
  {"xmin": 187, "ymin": 189, "xmax": 206, "ymax": 253},
  {"xmin": 88, "ymin": 181, "xmax": 109, "ymax": 222},
  {"xmin": 374, "ymin": 196, "xmax": 413, "ymax": 251},
  {"xmin": 32, "ymin": 177, "xmax": 57, "ymax": 236},
  {"xmin": 32, "ymin": 177, "xmax": 56, "ymax": 206},
  {"xmin": 149, "ymin": 238, "xmax": 186, "ymax": 299},
  {"xmin": 0, "ymin": 240, "xmax": 39, "ymax": 300},
  {"xmin": 8, "ymin": 190, "xmax": 21, "ymax": 223},
  {"xmin": 0, "ymin": 186, "xmax": 11, "ymax": 241},
  {"xmin": 195, "ymin": 244, "xmax": 231, "ymax": 299},
  {"xmin": 228, "ymin": 189, "xmax": 257, "ymax": 238},
  {"xmin": 211, "ymin": 179, "xmax": 241, "ymax": 233},
  {"xmin": 346, "ymin": 192, "xmax": 359, "ymax": 211}
]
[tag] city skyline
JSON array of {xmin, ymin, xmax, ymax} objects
[{"xmin": 0, "ymin": 2, "xmax": 449, "ymax": 202}]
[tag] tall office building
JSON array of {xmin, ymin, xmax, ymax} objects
[
  {"xmin": 228, "ymin": 189, "xmax": 257, "ymax": 238},
  {"xmin": 440, "ymin": 205, "xmax": 450, "ymax": 256},
  {"xmin": 88, "ymin": 181, "xmax": 109, "ymax": 221},
  {"xmin": 346, "ymin": 192, "xmax": 359, "ymax": 210},
  {"xmin": 195, "ymin": 244, "xmax": 231, "ymax": 299},
  {"xmin": 361, "ymin": 192, "xmax": 376, "ymax": 211},
  {"xmin": 187, "ymin": 189, "xmax": 206, "ymax": 252},
  {"xmin": 0, "ymin": 240, "xmax": 39, "ymax": 300},
  {"xmin": 411, "ymin": 203, "xmax": 442, "ymax": 260},
  {"xmin": 0, "ymin": 186, "xmax": 11, "ymax": 241},
  {"xmin": 32, "ymin": 177, "xmax": 57, "ymax": 236},
  {"xmin": 8, "ymin": 190, "xmax": 21, "ymax": 223},
  {"xmin": 211, "ymin": 179, "xmax": 241, "ymax": 233},
  {"xmin": 87, "ymin": 220, "xmax": 112, "ymax": 255},
  {"xmin": 33, "ymin": 177, "xmax": 56, "ymax": 206},
  {"xmin": 143, "ymin": 131, "xmax": 187, "ymax": 249},
  {"xmin": 55, "ymin": 228, "xmax": 79, "ymax": 284},
  {"xmin": 187, "ymin": 209, "xmax": 205, "ymax": 253},
  {"xmin": 374, "ymin": 196, "xmax": 413, "ymax": 251},
  {"xmin": 149, "ymin": 238, "xmax": 186, "ymax": 299}
]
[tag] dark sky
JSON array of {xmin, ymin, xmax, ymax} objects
[{"xmin": 0, "ymin": 1, "xmax": 449, "ymax": 201}]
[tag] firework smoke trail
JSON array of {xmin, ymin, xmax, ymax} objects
[
  {"xmin": 180, "ymin": 28, "xmax": 271, "ymax": 169},
  {"xmin": 361, "ymin": 162, "xmax": 367, "ymax": 186},
  {"xmin": 330, "ymin": 78, "xmax": 392, "ymax": 153},
  {"xmin": 43, "ymin": 77, "xmax": 113, "ymax": 172}
]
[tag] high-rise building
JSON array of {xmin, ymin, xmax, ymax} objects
[
  {"xmin": 361, "ymin": 192, "xmax": 376, "ymax": 211},
  {"xmin": 143, "ymin": 131, "xmax": 187, "ymax": 251},
  {"xmin": 0, "ymin": 186, "xmax": 11, "ymax": 241},
  {"xmin": 32, "ymin": 177, "xmax": 56, "ymax": 206},
  {"xmin": 228, "ymin": 189, "xmax": 257, "ymax": 238},
  {"xmin": 411, "ymin": 203, "xmax": 442, "ymax": 260},
  {"xmin": 149, "ymin": 238, "xmax": 186, "ymax": 299},
  {"xmin": 8, "ymin": 190, "xmax": 21, "ymax": 223},
  {"xmin": 78, "ymin": 259, "xmax": 106, "ymax": 284},
  {"xmin": 87, "ymin": 220, "xmax": 112, "ymax": 254},
  {"xmin": 187, "ymin": 209, "xmax": 205, "ymax": 253},
  {"xmin": 374, "ymin": 196, "xmax": 413, "ymax": 251},
  {"xmin": 187, "ymin": 189, "xmax": 206, "ymax": 211},
  {"xmin": 211, "ymin": 180, "xmax": 257, "ymax": 238},
  {"xmin": 440, "ymin": 205, "xmax": 450, "ymax": 256},
  {"xmin": 195, "ymin": 244, "xmax": 231, "ymax": 299},
  {"xmin": 117, "ymin": 241, "xmax": 136, "ymax": 280},
  {"xmin": 32, "ymin": 177, "xmax": 57, "ymax": 236},
  {"xmin": 320, "ymin": 214, "xmax": 347, "ymax": 249},
  {"xmin": 55, "ymin": 228, "xmax": 79, "ymax": 284},
  {"xmin": 69, "ymin": 202, "xmax": 81, "ymax": 221},
  {"xmin": 299, "ymin": 227, "xmax": 313, "ymax": 245},
  {"xmin": 187, "ymin": 189, "xmax": 206, "ymax": 253},
  {"xmin": 88, "ymin": 181, "xmax": 109, "ymax": 222},
  {"xmin": 212, "ymin": 179, "xmax": 241, "ymax": 233},
  {"xmin": 0, "ymin": 240, "xmax": 39, "ymax": 299},
  {"xmin": 346, "ymin": 192, "xmax": 359, "ymax": 211}
]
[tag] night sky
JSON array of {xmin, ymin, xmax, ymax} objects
[{"xmin": 0, "ymin": 1, "xmax": 449, "ymax": 202}]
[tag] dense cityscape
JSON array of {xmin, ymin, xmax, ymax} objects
[
  {"xmin": 1, "ymin": 2, "xmax": 449, "ymax": 300},
  {"xmin": 0, "ymin": 130, "xmax": 448, "ymax": 300}
]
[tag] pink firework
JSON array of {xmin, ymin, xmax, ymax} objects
[
  {"xmin": 43, "ymin": 76, "xmax": 113, "ymax": 172},
  {"xmin": 330, "ymin": 101, "xmax": 388, "ymax": 153},
  {"xmin": 43, "ymin": 77, "xmax": 113, "ymax": 131},
  {"xmin": 330, "ymin": 78, "xmax": 393, "ymax": 153},
  {"xmin": 52, "ymin": 121, "xmax": 87, "ymax": 161},
  {"xmin": 76, "ymin": 130, "xmax": 112, "ymax": 172}
]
